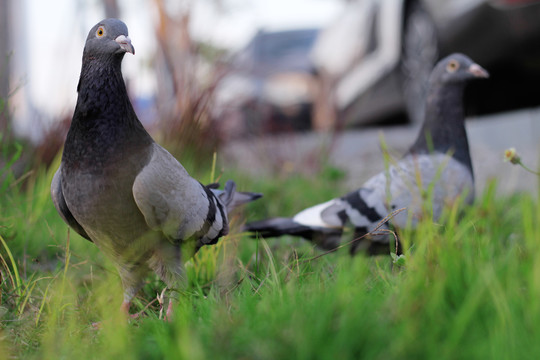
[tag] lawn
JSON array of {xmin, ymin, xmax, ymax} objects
[{"xmin": 1, "ymin": 144, "xmax": 540, "ymax": 359}]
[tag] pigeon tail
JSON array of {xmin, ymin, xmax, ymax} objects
[
  {"xmin": 244, "ymin": 217, "xmax": 342, "ymax": 251},
  {"xmin": 212, "ymin": 180, "xmax": 263, "ymax": 213}
]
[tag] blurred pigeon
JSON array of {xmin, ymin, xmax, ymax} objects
[
  {"xmin": 245, "ymin": 53, "xmax": 488, "ymax": 254},
  {"xmin": 51, "ymin": 19, "xmax": 261, "ymax": 318}
]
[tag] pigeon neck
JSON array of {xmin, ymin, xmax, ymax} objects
[
  {"xmin": 64, "ymin": 55, "xmax": 152, "ymax": 168},
  {"xmin": 71, "ymin": 54, "xmax": 151, "ymax": 139},
  {"xmin": 75, "ymin": 56, "xmax": 133, "ymax": 122},
  {"xmin": 410, "ymin": 82, "xmax": 472, "ymax": 172}
]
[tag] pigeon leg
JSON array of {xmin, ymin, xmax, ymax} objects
[
  {"xmin": 117, "ymin": 263, "xmax": 149, "ymax": 318},
  {"xmin": 120, "ymin": 300, "xmax": 133, "ymax": 316},
  {"xmin": 148, "ymin": 244, "xmax": 187, "ymax": 321},
  {"xmin": 120, "ymin": 300, "xmax": 143, "ymax": 319},
  {"xmin": 164, "ymin": 301, "xmax": 174, "ymax": 322}
]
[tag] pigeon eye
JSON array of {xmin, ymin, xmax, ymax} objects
[
  {"xmin": 446, "ymin": 60, "xmax": 459, "ymax": 73},
  {"xmin": 96, "ymin": 26, "xmax": 106, "ymax": 38}
]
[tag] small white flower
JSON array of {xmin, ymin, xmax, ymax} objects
[{"xmin": 503, "ymin": 148, "xmax": 521, "ymax": 165}]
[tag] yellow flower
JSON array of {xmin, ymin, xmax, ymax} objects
[{"xmin": 503, "ymin": 148, "xmax": 521, "ymax": 165}]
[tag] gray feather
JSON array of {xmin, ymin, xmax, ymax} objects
[
  {"xmin": 132, "ymin": 143, "xmax": 212, "ymax": 242},
  {"xmin": 51, "ymin": 167, "xmax": 92, "ymax": 241}
]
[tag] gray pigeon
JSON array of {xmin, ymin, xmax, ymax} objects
[
  {"xmin": 245, "ymin": 53, "xmax": 488, "ymax": 254},
  {"xmin": 51, "ymin": 19, "xmax": 261, "ymax": 318}
]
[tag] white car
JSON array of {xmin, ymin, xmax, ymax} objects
[{"xmin": 311, "ymin": 0, "xmax": 540, "ymax": 127}]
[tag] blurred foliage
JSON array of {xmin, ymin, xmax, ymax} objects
[{"xmin": 151, "ymin": 0, "xmax": 229, "ymax": 168}]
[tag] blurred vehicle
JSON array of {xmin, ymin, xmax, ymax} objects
[
  {"xmin": 311, "ymin": 0, "xmax": 540, "ymax": 127},
  {"xmin": 214, "ymin": 28, "xmax": 319, "ymax": 136}
]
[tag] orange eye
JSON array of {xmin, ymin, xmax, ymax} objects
[
  {"xmin": 446, "ymin": 59, "xmax": 459, "ymax": 72},
  {"xmin": 96, "ymin": 26, "xmax": 106, "ymax": 38}
]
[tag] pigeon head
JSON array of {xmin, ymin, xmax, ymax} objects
[
  {"xmin": 430, "ymin": 53, "xmax": 489, "ymax": 86},
  {"xmin": 83, "ymin": 18, "xmax": 135, "ymax": 59},
  {"xmin": 410, "ymin": 53, "xmax": 489, "ymax": 173},
  {"xmin": 73, "ymin": 19, "xmax": 144, "ymax": 132}
]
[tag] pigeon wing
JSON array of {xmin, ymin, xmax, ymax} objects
[
  {"xmin": 132, "ymin": 144, "xmax": 226, "ymax": 244},
  {"xmin": 51, "ymin": 167, "xmax": 92, "ymax": 241},
  {"xmin": 380, "ymin": 153, "xmax": 475, "ymax": 228}
]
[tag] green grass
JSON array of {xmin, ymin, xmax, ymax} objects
[{"xmin": 1, "ymin": 146, "xmax": 540, "ymax": 359}]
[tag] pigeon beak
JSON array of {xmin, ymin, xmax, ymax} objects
[
  {"xmin": 468, "ymin": 63, "xmax": 489, "ymax": 78},
  {"xmin": 115, "ymin": 35, "xmax": 135, "ymax": 55}
]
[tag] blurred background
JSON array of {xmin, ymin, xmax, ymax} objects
[{"xmin": 1, "ymin": 0, "xmax": 540, "ymax": 193}]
